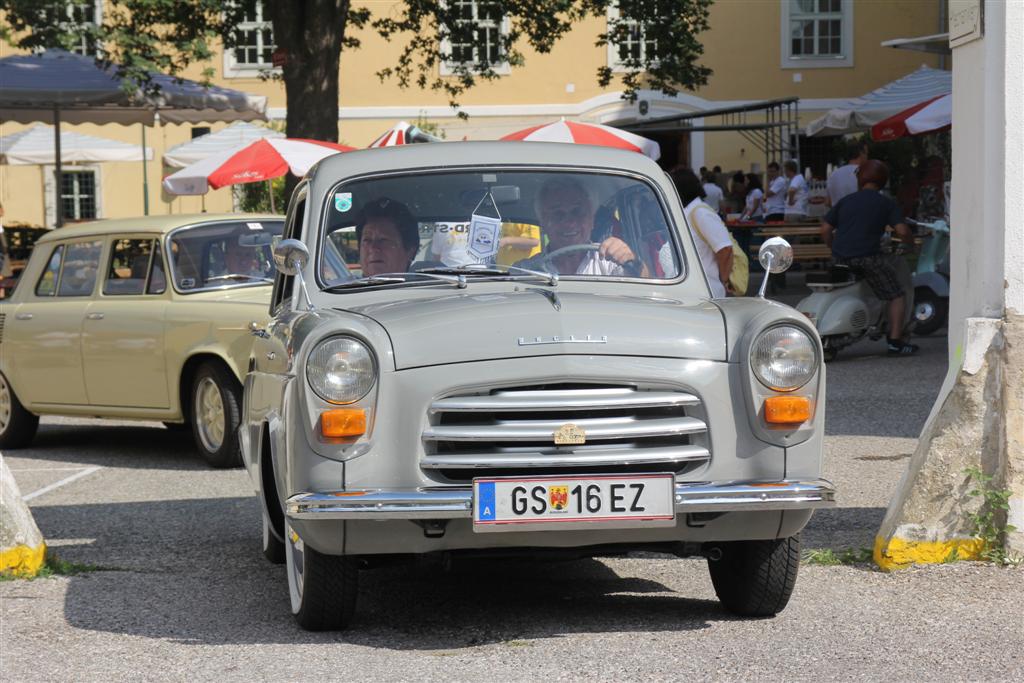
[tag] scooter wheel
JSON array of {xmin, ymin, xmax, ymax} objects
[{"xmin": 912, "ymin": 287, "xmax": 948, "ymax": 336}]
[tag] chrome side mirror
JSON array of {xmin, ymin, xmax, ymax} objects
[
  {"xmin": 273, "ymin": 239, "xmax": 314, "ymax": 311},
  {"xmin": 756, "ymin": 237, "xmax": 793, "ymax": 298}
]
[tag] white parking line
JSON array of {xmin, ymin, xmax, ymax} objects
[
  {"xmin": 9, "ymin": 467, "xmax": 97, "ymax": 472},
  {"xmin": 22, "ymin": 466, "xmax": 102, "ymax": 501}
]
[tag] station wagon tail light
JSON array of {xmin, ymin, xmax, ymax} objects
[
  {"xmin": 307, "ymin": 337, "xmax": 377, "ymax": 404},
  {"xmin": 763, "ymin": 396, "xmax": 811, "ymax": 424},
  {"xmin": 320, "ymin": 408, "xmax": 367, "ymax": 437},
  {"xmin": 751, "ymin": 325, "xmax": 817, "ymax": 392}
]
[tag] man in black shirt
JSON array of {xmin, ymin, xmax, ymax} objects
[{"xmin": 821, "ymin": 160, "xmax": 918, "ymax": 355}]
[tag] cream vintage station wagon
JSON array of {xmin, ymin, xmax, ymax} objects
[
  {"xmin": 0, "ymin": 214, "xmax": 284, "ymax": 467},
  {"xmin": 243, "ymin": 142, "xmax": 835, "ymax": 630}
]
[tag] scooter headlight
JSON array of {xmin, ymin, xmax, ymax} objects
[
  {"xmin": 306, "ymin": 337, "xmax": 377, "ymax": 404},
  {"xmin": 751, "ymin": 325, "xmax": 817, "ymax": 392}
]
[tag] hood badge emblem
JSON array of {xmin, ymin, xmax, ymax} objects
[
  {"xmin": 553, "ymin": 423, "xmax": 586, "ymax": 446},
  {"xmin": 518, "ymin": 334, "xmax": 608, "ymax": 346}
]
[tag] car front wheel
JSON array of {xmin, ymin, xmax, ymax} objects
[
  {"xmin": 0, "ymin": 371, "xmax": 39, "ymax": 449},
  {"xmin": 707, "ymin": 535, "xmax": 801, "ymax": 617},
  {"xmin": 190, "ymin": 362, "xmax": 242, "ymax": 468},
  {"xmin": 286, "ymin": 520, "xmax": 358, "ymax": 631}
]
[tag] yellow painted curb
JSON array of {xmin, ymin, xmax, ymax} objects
[
  {"xmin": 873, "ymin": 535, "xmax": 984, "ymax": 571},
  {"xmin": 0, "ymin": 543, "xmax": 47, "ymax": 577}
]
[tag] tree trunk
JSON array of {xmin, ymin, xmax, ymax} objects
[{"xmin": 268, "ymin": 0, "xmax": 349, "ymax": 202}]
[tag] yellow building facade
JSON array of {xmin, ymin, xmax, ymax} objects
[{"xmin": 0, "ymin": 0, "xmax": 943, "ymax": 227}]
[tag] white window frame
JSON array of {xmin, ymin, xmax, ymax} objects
[
  {"xmin": 606, "ymin": 4, "xmax": 658, "ymax": 73},
  {"xmin": 63, "ymin": 0, "xmax": 103, "ymax": 57},
  {"xmin": 223, "ymin": 1, "xmax": 278, "ymax": 78},
  {"xmin": 42, "ymin": 165, "xmax": 102, "ymax": 227},
  {"xmin": 780, "ymin": 0, "xmax": 854, "ymax": 69},
  {"xmin": 440, "ymin": 1, "xmax": 511, "ymax": 76}
]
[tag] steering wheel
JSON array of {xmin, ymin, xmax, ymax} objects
[
  {"xmin": 538, "ymin": 242, "xmax": 642, "ymax": 277},
  {"xmin": 538, "ymin": 243, "xmax": 601, "ymax": 269}
]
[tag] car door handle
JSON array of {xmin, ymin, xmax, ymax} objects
[
  {"xmin": 86, "ymin": 312, "xmax": 105, "ymax": 320},
  {"xmin": 15, "ymin": 313, "xmax": 33, "ymax": 320}
]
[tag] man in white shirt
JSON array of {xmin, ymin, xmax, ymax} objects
[
  {"xmin": 701, "ymin": 170, "xmax": 724, "ymax": 213},
  {"xmin": 518, "ymin": 177, "xmax": 646, "ymax": 276},
  {"xmin": 763, "ymin": 161, "xmax": 788, "ymax": 221},
  {"xmin": 784, "ymin": 160, "xmax": 809, "ymax": 220},
  {"xmin": 827, "ymin": 141, "xmax": 867, "ymax": 207}
]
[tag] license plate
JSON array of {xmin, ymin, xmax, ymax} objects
[{"xmin": 472, "ymin": 473, "xmax": 676, "ymax": 532}]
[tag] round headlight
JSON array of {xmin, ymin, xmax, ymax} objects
[
  {"xmin": 306, "ymin": 337, "xmax": 376, "ymax": 404},
  {"xmin": 751, "ymin": 325, "xmax": 817, "ymax": 392}
]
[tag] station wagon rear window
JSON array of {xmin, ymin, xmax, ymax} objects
[
  {"xmin": 319, "ymin": 170, "xmax": 684, "ymax": 287},
  {"xmin": 167, "ymin": 219, "xmax": 283, "ymax": 293}
]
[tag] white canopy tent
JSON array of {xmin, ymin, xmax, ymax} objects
[
  {"xmin": 0, "ymin": 124, "xmax": 152, "ymax": 164},
  {"xmin": 0, "ymin": 49, "xmax": 267, "ymax": 226},
  {"xmin": 163, "ymin": 121, "xmax": 283, "ymax": 168},
  {"xmin": 805, "ymin": 65, "xmax": 951, "ymax": 137}
]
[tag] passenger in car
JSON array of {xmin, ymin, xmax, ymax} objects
[
  {"xmin": 221, "ymin": 238, "xmax": 268, "ymax": 279},
  {"xmin": 355, "ymin": 197, "xmax": 419, "ymax": 277},
  {"xmin": 518, "ymin": 177, "xmax": 648, "ymax": 277}
]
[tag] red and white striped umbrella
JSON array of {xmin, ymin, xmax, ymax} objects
[
  {"xmin": 368, "ymin": 121, "xmax": 415, "ymax": 148},
  {"xmin": 871, "ymin": 94, "xmax": 951, "ymax": 142},
  {"xmin": 500, "ymin": 120, "xmax": 660, "ymax": 160},
  {"xmin": 163, "ymin": 137, "xmax": 354, "ymax": 196}
]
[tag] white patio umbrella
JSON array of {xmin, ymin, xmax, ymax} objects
[
  {"xmin": 500, "ymin": 119, "xmax": 661, "ymax": 160},
  {"xmin": 0, "ymin": 124, "xmax": 152, "ymax": 164},
  {"xmin": 163, "ymin": 121, "xmax": 284, "ymax": 168},
  {"xmin": 0, "ymin": 49, "xmax": 267, "ymax": 226},
  {"xmin": 805, "ymin": 65, "xmax": 951, "ymax": 137},
  {"xmin": 367, "ymin": 121, "xmax": 442, "ymax": 148}
]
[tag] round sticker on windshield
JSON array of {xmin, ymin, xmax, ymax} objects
[{"xmin": 334, "ymin": 192, "xmax": 353, "ymax": 212}]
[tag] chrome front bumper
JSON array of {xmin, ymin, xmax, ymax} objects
[{"xmin": 286, "ymin": 479, "xmax": 836, "ymax": 520}]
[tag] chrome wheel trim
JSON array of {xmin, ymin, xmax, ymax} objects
[
  {"xmin": 0, "ymin": 375, "xmax": 11, "ymax": 433},
  {"xmin": 915, "ymin": 301, "xmax": 936, "ymax": 322},
  {"xmin": 285, "ymin": 520, "xmax": 305, "ymax": 614},
  {"xmin": 194, "ymin": 377, "xmax": 225, "ymax": 452}
]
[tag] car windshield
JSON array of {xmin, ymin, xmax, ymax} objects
[
  {"xmin": 319, "ymin": 170, "xmax": 683, "ymax": 288},
  {"xmin": 168, "ymin": 219, "xmax": 284, "ymax": 292}
]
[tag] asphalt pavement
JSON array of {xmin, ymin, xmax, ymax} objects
[{"xmin": 2, "ymin": 322, "xmax": 1022, "ymax": 681}]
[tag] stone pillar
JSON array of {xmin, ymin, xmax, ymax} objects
[
  {"xmin": 874, "ymin": 0, "xmax": 1024, "ymax": 569},
  {"xmin": 0, "ymin": 455, "xmax": 46, "ymax": 577}
]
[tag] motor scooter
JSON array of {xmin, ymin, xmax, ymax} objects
[
  {"xmin": 795, "ymin": 239, "xmax": 914, "ymax": 361},
  {"xmin": 906, "ymin": 217, "xmax": 950, "ymax": 336}
]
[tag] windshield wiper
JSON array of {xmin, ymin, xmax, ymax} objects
[
  {"xmin": 205, "ymin": 273, "xmax": 274, "ymax": 284},
  {"xmin": 418, "ymin": 263, "xmax": 558, "ymax": 287},
  {"xmin": 324, "ymin": 271, "xmax": 468, "ymax": 291}
]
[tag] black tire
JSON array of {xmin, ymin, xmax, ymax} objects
[
  {"xmin": 287, "ymin": 521, "xmax": 358, "ymax": 631},
  {"xmin": 262, "ymin": 511, "xmax": 285, "ymax": 565},
  {"xmin": 0, "ymin": 371, "xmax": 39, "ymax": 449},
  {"xmin": 912, "ymin": 287, "xmax": 948, "ymax": 336},
  {"xmin": 189, "ymin": 361, "xmax": 243, "ymax": 468},
  {"xmin": 707, "ymin": 535, "xmax": 801, "ymax": 617}
]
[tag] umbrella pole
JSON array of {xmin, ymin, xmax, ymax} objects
[
  {"xmin": 53, "ymin": 107, "xmax": 63, "ymax": 228},
  {"xmin": 268, "ymin": 179, "xmax": 276, "ymax": 213},
  {"xmin": 141, "ymin": 124, "xmax": 150, "ymax": 216}
]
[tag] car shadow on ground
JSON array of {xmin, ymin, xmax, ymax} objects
[
  {"xmin": 29, "ymin": 498, "xmax": 732, "ymax": 647},
  {"xmin": 12, "ymin": 422, "xmax": 209, "ymax": 470}
]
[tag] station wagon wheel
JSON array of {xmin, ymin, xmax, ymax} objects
[
  {"xmin": 0, "ymin": 371, "xmax": 39, "ymax": 449},
  {"xmin": 707, "ymin": 535, "xmax": 801, "ymax": 617},
  {"xmin": 285, "ymin": 520, "xmax": 358, "ymax": 631},
  {"xmin": 189, "ymin": 362, "xmax": 243, "ymax": 468}
]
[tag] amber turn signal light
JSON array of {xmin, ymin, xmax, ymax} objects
[
  {"xmin": 321, "ymin": 408, "xmax": 366, "ymax": 437},
  {"xmin": 764, "ymin": 396, "xmax": 811, "ymax": 424}
]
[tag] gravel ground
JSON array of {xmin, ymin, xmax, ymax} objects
[{"xmin": 3, "ymin": 329, "xmax": 1022, "ymax": 682}]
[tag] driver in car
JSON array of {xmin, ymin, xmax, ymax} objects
[
  {"xmin": 222, "ymin": 238, "xmax": 268, "ymax": 279},
  {"xmin": 356, "ymin": 197, "xmax": 420, "ymax": 277},
  {"xmin": 518, "ymin": 177, "xmax": 647, "ymax": 276}
]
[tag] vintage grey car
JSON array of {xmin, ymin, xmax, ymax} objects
[{"xmin": 241, "ymin": 142, "xmax": 834, "ymax": 630}]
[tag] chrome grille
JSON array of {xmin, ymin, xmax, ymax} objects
[{"xmin": 422, "ymin": 385, "xmax": 710, "ymax": 482}]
